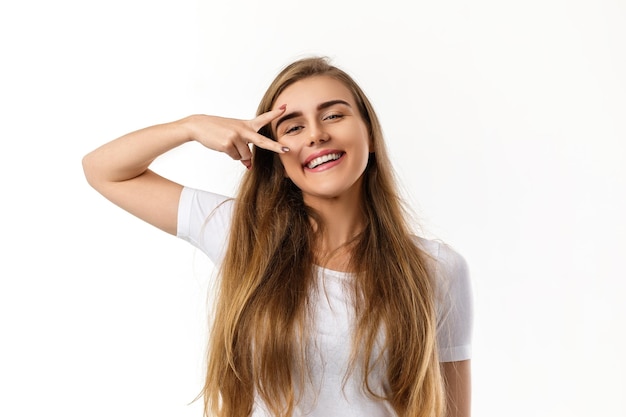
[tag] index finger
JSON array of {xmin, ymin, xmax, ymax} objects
[
  {"xmin": 249, "ymin": 105, "xmax": 286, "ymax": 132},
  {"xmin": 246, "ymin": 106, "xmax": 289, "ymax": 154}
]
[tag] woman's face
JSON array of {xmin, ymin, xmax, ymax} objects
[{"xmin": 271, "ymin": 76, "xmax": 371, "ymax": 206}]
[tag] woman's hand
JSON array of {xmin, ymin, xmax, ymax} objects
[{"xmin": 182, "ymin": 107, "xmax": 288, "ymax": 168}]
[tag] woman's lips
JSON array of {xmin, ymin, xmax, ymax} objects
[
  {"xmin": 303, "ymin": 149, "xmax": 343, "ymax": 166},
  {"xmin": 304, "ymin": 152, "xmax": 345, "ymax": 172}
]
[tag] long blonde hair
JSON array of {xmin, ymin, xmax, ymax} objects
[{"xmin": 203, "ymin": 57, "xmax": 444, "ymax": 417}]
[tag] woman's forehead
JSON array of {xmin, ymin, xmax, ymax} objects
[{"xmin": 273, "ymin": 76, "xmax": 354, "ymax": 109}]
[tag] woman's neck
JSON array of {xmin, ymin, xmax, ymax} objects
[{"xmin": 305, "ymin": 189, "xmax": 366, "ymax": 272}]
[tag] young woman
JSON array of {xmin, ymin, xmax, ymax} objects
[{"xmin": 82, "ymin": 57, "xmax": 473, "ymax": 417}]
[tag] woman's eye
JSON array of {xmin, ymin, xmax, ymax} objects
[
  {"xmin": 285, "ymin": 125, "xmax": 303, "ymax": 134},
  {"xmin": 324, "ymin": 113, "xmax": 343, "ymax": 121}
]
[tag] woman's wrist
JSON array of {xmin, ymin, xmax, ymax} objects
[{"xmin": 176, "ymin": 114, "xmax": 205, "ymax": 144}]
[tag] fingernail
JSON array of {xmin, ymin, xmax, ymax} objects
[
  {"xmin": 281, "ymin": 146, "xmax": 290, "ymax": 152},
  {"xmin": 279, "ymin": 104, "xmax": 286, "ymax": 111}
]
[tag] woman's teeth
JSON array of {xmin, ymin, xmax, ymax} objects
[{"xmin": 307, "ymin": 153, "xmax": 343, "ymax": 169}]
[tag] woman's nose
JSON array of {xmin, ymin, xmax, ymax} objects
[{"xmin": 308, "ymin": 122, "xmax": 330, "ymax": 146}]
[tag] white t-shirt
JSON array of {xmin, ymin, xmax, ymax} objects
[{"xmin": 177, "ymin": 187, "xmax": 473, "ymax": 417}]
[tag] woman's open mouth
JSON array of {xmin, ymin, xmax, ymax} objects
[{"xmin": 304, "ymin": 152, "xmax": 345, "ymax": 171}]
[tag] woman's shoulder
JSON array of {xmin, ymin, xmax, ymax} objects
[
  {"xmin": 411, "ymin": 235, "xmax": 471, "ymax": 293},
  {"xmin": 179, "ymin": 186, "xmax": 234, "ymax": 212},
  {"xmin": 177, "ymin": 187, "xmax": 235, "ymax": 262},
  {"xmin": 411, "ymin": 236, "xmax": 466, "ymax": 268}
]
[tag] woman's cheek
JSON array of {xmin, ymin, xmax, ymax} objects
[{"xmin": 278, "ymin": 153, "xmax": 300, "ymax": 179}]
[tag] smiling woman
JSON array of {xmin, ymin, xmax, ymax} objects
[
  {"xmin": 272, "ymin": 76, "xmax": 372, "ymax": 215},
  {"xmin": 82, "ymin": 56, "xmax": 473, "ymax": 417}
]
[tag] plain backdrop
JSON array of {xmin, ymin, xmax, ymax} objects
[{"xmin": 1, "ymin": 1, "xmax": 625, "ymax": 416}]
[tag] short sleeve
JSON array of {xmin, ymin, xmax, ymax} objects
[
  {"xmin": 416, "ymin": 238, "xmax": 473, "ymax": 362},
  {"xmin": 176, "ymin": 186, "xmax": 234, "ymax": 264}
]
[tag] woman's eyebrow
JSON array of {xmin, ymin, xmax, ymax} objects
[
  {"xmin": 275, "ymin": 111, "xmax": 303, "ymax": 131},
  {"xmin": 275, "ymin": 99, "xmax": 352, "ymax": 131},
  {"xmin": 317, "ymin": 99, "xmax": 351, "ymax": 111}
]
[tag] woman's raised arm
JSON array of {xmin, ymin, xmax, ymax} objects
[{"xmin": 82, "ymin": 110, "xmax": 287, "ymax": 235}]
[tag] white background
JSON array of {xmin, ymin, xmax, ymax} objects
[{"xmin": 1, "ymin": 1, "xmax": 625, "ymax": 416}]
